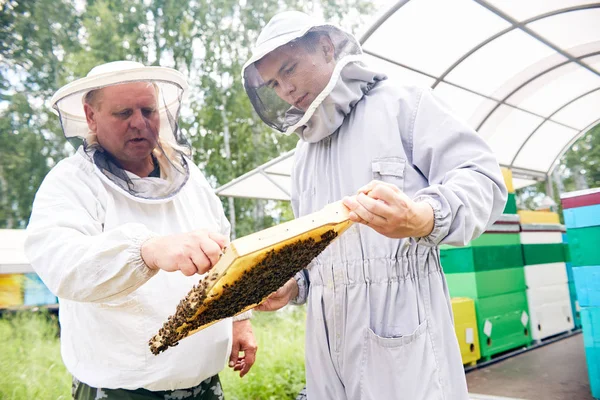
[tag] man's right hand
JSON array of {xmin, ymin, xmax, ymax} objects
[
  {"xmin": 255, "ymin": 278, "xmax": 299, "ymax": 311},
  {"xmin": 141, "ymin": 231, "xmax": 228, "ymax": 276}
]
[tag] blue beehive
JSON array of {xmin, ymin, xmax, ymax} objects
[
  {"xmin": 581, "ymin": 307, "xmax": 600, "ymax": 399},
  {"xmin": 564, "ymin": 204, "xmax": 600, "ymax": 229},
  {"xmin": 573, "ymin": 266, "xmax": 600, "ymax": 308},
  {"xmin": 23, "ymin": 273, "xmax": 57, "ymax": 306}
]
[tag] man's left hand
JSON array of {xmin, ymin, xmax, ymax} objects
[
  {"xmin": 229, "ymin": 319, "xmax": 257, "ymax": 378},
  {"xmin": 342, "ymin": 180, "xmax": 434, "ymax": 239}
]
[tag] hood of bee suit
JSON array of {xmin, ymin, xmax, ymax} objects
[
  {"xmin": 242, "ymin": 10, "xmax": 387, "ymax": 143},
  {"xmin": 50, "ymin": 60, "xmax": 191, "ymax": 203}
]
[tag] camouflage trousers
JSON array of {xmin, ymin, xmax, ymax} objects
[{"xmin": 72, "ymin": 375, "xmax": 224, "ymax": 400}]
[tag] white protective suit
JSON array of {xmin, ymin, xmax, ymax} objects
[
  {"xmin": 243, "ymin": 11, "xmax": 508, "ymax": 400},
  {"xmin": 25, "ymin": 62, "xmax": 239, "ymax": 391}
]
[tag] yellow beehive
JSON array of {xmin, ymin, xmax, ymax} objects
[
  {"xmin": 0, "ymin": 274, "xmax": 24, "ymax": 307},
  {"xmin": 517, "ymin": 210, "xmax": 560, "ymax": 224},
  {"xmin": 451, "ymin": 297, "xmax": 481, "ymax": 366},
  {"xmin": 501, "ymin": 167, "xmax": 515, "ymax": 193}
]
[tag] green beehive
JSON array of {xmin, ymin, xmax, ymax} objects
[
  {"xmin": 471, "ymin": 233, "xmax": 522, "ymax": 247},
  {"xmin": 522, "ymin": 243, "xmax": 566, "ymax": 265},
  {"xmin": 440, "ymin": 247, "xmax": 475, "ymax": 274},
  {"xmin": 476, "ymin": 291, "xmax": 532, "ymax": 359},
  {"xmin": 567, "ymin": 226, "xmax": 600, "ymax": 267},
  {"xmin": 440, "ymin": 244, "xmax": 524, "ymax": 274},
  {"xmin": 504, "ymin": 193, "xmax": 518, "ymax": 214},
  {"xmin": 472, "ymin": 245, "xmax": 525, "ymax": 270},
  {"xmin": 446, "ymin": 268, "xmax": 526, "ymax": 299}
]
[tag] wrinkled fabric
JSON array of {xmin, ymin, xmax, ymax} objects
[
  {"xmin": 291, "ymin": 78, "xmax": 507, "ymax": 399},
  {"xmin": 26, "ymin": 149, "xmax": 232, "ymax": 391},
  {"xmin": 84, "ymin": 145, "xmax": 190, "ymax": 202},
  {"xmin": 287, "ymin": 61, "xmax": 385, "ymax": 143}
]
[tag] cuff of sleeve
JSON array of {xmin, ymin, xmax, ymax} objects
[
  {"xmin": 131, "ymin": 231, "xmax": 160, "ymax": 280},
  {"xmin": 413, "ymin": 195, "xmax": 449, "ymax": 247},
  {"xmin": 290, "ymin": 269, "xmax": 309, "ymax": 306},
  {"xmin": 233, "ymin": 310, "xmax": 253, "ymax": 322}
]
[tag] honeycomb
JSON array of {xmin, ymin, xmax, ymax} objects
[{"xmin": 149, "ymin": 201, "xmax": 351, "ymax": 355}]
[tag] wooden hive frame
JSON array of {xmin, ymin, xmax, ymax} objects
[{"xmin": 150, "ymin": 200, "xmax": 352, "ymax": 355}]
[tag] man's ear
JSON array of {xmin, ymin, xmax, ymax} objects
[
  {"xmin": 83, "ymin": 103, "xmax": 97, "ymax": 133},
  {"xmin": 320, "ymin": 35, "xmax": 335, "ymax": 63}
]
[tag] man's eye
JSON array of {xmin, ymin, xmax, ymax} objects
[
  {"xmin": 142, "ymin": 108, "xmax": 156, "ymax": 117},
  {"xmin": 285, "ymin": 64, "xmax": 296, "ymax": 75},
  {"xmin": 270, "ymin": 81, "xmax": 279, "ymax": 89},
  {"xmin": 116, "ymin": 110, "xmax": 132, "ymax": 118}
]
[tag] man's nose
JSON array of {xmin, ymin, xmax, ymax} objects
[
  {"xmin": 280, "ymin": 79, "xmax": 295, "ymax": 96},
  {"xmin": 129, "ymin": 109, "xmax": 146, "ymax": 131}
]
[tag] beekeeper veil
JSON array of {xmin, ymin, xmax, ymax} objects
[
  {"xmin": 242, "ymin": 11, "xmax": 386, "ymax": 141},
  {"xmin": 50, "ymin": 61, "xmax": 190, "ymax": 202}
]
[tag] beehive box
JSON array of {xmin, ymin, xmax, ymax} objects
[
  {"xmin": 23, "ymin": 273, "xmax": 57, "ymax": 306},
  {"xmin": 563, "ymin": 204, "xmax": 600, "ymax": 229},
  {"xmin": 451, "ymin": 298, "xmax": 481, "ymax": 365},
  {"xmin": 527, "ymin": 283, "xmax": 574, "ymax": 340},
  {"xmin": 560, "ymin": 188, "xmax": 600, "ymax": 210},
  {"xmin": 517, "ymin": 210, "xmax": 560, "ymax": 225},
  {"xmin": 567, "ymin": 226, "xmax": 600, "ymax": 267},
  {"xmin": 150, "ymin": 201, "xmax": 352, "ymax": 354},
  {"xmin": 581, "ymin": 307, "xmax": 600, "ymax": 399},
  {"xmin": 501, "ymin": 167, "xmax": 515, "ymax": 193},
  {"xmin": 0, "ymin": 274, "xmax": 23, "ymax": 307},
  {"xmin": 477, "ymin": 290, "xmax": 532, "ymax": 358}
]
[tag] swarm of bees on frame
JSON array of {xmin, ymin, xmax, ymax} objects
[{"xmin": 149, "ymin": 229, "xmax": 338, "ymax": 355}]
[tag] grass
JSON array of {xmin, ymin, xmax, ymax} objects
[
  {"xmin": 0, "ymin": 311, "xmax": 71, "ymax": 400},
  {"xmin": 221, "ymin": 307, "xmax": 307, "ymax": 400},
  {"xmin": 0, "ymin": 307, "xmax": 307, "ymax": 400}
]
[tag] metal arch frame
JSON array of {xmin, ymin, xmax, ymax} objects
[
  {"xmin": 472, "ymin": 1, "xmax": 600, "ymax": 132},
  {"xmin": 472, "ymin": 0, "xmax": 600, "ymax": 78},
  {"xmin": 433, "ymin": 3, "xmax": 600, "ymax": 89},
  {"xmin": 362, "ymin": 47, "xmax": 580, "ymax": 131},
  {"xmin": 510, "ymin": 86, "xmax": 600, "ymax": 167},
  {"xmin": 214, "ymin": 149, "xmax": 294, "ymax": 199},
  {"xmin": 477, "ymin": 49, "xmax": 600, "ymax": 134},
  {"xmin": 360, "ymin": 0, "xmax": 600, "ymax": 178},
  {"xmin": 360, "ymin": 3, "xmax": 599, "ymax": 130},
  {"xmin": 359, "ymin": 0, "xmax": 411, "ymax": 44}
]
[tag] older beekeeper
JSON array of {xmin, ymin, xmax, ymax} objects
[
  {"xmin": 246, "ymin": 11, "xmax": 507, "ymax": 400},
  {"xmin": 25, "ymin": 61, "xmax": 256, "ymax": 399}
]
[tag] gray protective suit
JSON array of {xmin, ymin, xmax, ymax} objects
[{"xmin": 243, "ymin": 11, "xmax": 507, "ymax": 400}]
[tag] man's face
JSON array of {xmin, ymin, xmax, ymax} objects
[
  {"xmin": 84, "ymin": 82, "xmax": 160, "ymax": 170},
  {"xmin": 256, "ymin": 36, "xmax": 336, "ymax": 111}
]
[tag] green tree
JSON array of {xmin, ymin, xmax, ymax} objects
[{"xmin": 0, "ymin": 0, "xmax": 80, "ymax": 227}]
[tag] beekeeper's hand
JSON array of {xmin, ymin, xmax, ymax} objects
[
  {"xmin": 342, "ymin": 180, "xmax": 434, "ymax": 239},
  {"xmin": 229, "ymin": 319, "xmax": 258, "ymax": 378},
  {"xmin": 141, "ymin": 231, "xmax": 229, "ymax": 276},
  {"xmin": 255, "ymin": 278, "xmax": 298, "ymax": 312}
]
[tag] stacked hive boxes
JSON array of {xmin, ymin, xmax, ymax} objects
[
  {"xmin": 442, "ymin": 167, "xmax": 531, "ymax": 361},
  {"xmin": 442, "ymin": 216, "xmax": 531, "ymax": 360},
  {"xmin": 561, "ymin": 188, "xmax": 600, "ymax": 399},
  {"xmin": 519, "ymin": 217, "xmax": 573, "ymax": 341},
  {"xmin": 451, "ymin": 298, "xmax": 481, "ymax": 366}
]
